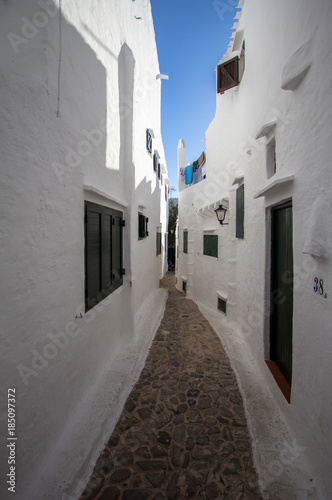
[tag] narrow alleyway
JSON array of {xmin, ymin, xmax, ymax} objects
[{"xmin": 79, "ymin": 273, "xmax": 262, "ymax": 500}]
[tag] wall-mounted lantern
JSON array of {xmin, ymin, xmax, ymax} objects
[{"xmin": 214, "ymin": 204, "xmax": 228, "ymax": 225}]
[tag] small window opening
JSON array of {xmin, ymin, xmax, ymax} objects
[
  {"xmin": 266, "ymin": 137, "xmax": 276, "ymax": 179},
  {"xmin": 183, "ymin": 230, "xmax": 188, "ymax": 254},
  {"xmin": 138, "ymin": 213, "xmax": 149, "ymax": 239},
  {"xmin": 218, "ymin": 297, "xmax": 227, "ymax": 314}
]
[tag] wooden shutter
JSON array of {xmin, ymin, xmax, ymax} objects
[
  {"xmin": 183, "ymin": 230, "xmax": 188, "ymax": 254},
  {"xmin": 153, "ymin": 153, "xmax": 158, "ymax": 172},
  {"xmin": 218, "ymin": 297, "xmax": 227, "ymax": 314},
  {"xmin": 217, "ymin": 56, "xmax": 239, "ymax": 94},
  {"xmin": 146, "ymin": 129, "xmax": 152, "ymax": 153},
  {"xmin": 112, "ymin": 213, "xmax": 123, "ymax": 289},
  {"xmin": 203, "ymin": 235, "xmax": 218, "ymax": 258},
  {"xmin": 156, "ymin": 232, "xmax": 162, "ymax": 255},
  {"xmin": 102, "ymin": 213, "xmax": 112, "ymax": 290},
  {"xmin": 158, "ymin": 162, "xmax": 161, "ymax": 180},
  {"xmin": 236, "ymin": 184, "xmax": 244, "ymax": 239},
  {"xmin": 85, "ymin": 202, "xmax": 123, "ymax": 311},
  {"xmin": 86, "ymin": 208, "xmax": 101, "ymax": 303}
]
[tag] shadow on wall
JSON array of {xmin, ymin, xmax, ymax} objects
[
  {"xmin": 0, "ymin": 2, "xmax": 165, "ymax": 499},
  {"xmin": 0, "ymin": 2, "xmax": 107, "ymax": 500},
  {"xmin": 119, "ymin": 43, "xmax": 135, "ymax": 282}
]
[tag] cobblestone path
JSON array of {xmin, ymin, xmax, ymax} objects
[{"xmin": 79, "ymin": 273, "xmax": 262, "ymax": 500}]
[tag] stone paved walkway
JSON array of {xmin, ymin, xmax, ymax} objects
[{"xmin": 79, "ymin": 273, "xmax": 262, "ymax": 500}]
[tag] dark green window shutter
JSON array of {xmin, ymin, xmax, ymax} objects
[
  {"xmin": 203, "ymin": 235, "xmax": 218, "ymax": 258},
  {"xmin": 102, "ymin": 213, "xmax": 112, "ymax": 290},
  {"xmin": 146, "ymin": 129, "xmax": 152, "ymax": 153},
  {"xmin": 156, "ymin": 232, "xmax": 162, "ymax": 255},
  {"xmin": 236, "ymin": 184, "xmax": 244, "ymax": 239},
  {"xmin": 86, "ymin": 209, "xmax": 101, "ymax": 300},
  {"xmin": 218, "ymin": 297, "xmax": 227, "ymax": 314},
  {"xmin": 138, "ymin": 213, "xmax": 145, "ymax": 239},
  {"xmin": 153, "ymin": 153, "xmax": 158, "ymax": 172},
  {"xmin": 183, "ymin": 230, "xmax": 188, "ymax": 254},
  {"xmin": 85, "ymin": 202, "xmax": 123, "ymax": 312},
  {"xmin": 112, "ymin": 214, "xmax": 123, "ymax": 288}
]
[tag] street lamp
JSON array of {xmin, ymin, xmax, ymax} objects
[{"xmin": 214, "ymin": 204, "xmax": 228, "ymax": 225}]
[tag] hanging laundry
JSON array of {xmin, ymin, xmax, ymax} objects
[
  {"xmin": 201, "ymin": 162, "xmax": 206, "ymax": 178},
  {"xmin": 193, "ymin": 166, "xmax": 203, "ymax": 184},
  {"xmin": 193, "ymin": 160, "xmax": 199, "ymax": 173},
  {"xmin": 198, "ymin": 151, "xmax": 206, "ymax": 167},
  {"xmin": 180, "ymin": 167, "xmax": 186, "ymax": 182},
  {"xmin": 185, "ymin": 164, "xmax": 193, "ymax": 184}
]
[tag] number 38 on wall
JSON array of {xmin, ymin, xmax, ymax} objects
[{"xmin": 313, "ymin": 277, "xmax": 327, "ymax": 298}]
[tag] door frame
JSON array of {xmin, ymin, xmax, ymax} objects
[{"xmin": 264, "ymin": 198, "xmax": 293, "ymax": 403}]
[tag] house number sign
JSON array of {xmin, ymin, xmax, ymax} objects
[{"xmin": 313, "ymin": 277, "xmax": 327, "ymax": 298}]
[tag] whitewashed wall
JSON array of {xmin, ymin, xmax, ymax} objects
[
  {"xmin": 0, "ymin": 1, "xmax": 168, "ymax": 498},
  {"xmin": 177, "ymin": 0, "xmax": 332, "ymax": 497}
]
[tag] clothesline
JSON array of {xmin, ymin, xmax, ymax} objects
[{"xmin": 180, "ymin": 151, "xmax": 206, "ymax": 185}]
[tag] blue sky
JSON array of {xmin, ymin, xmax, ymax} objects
[{"xmin": 150, "ymin": 0, "xmax": 238, "ymax": 197}]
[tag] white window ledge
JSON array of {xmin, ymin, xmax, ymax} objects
[
  {"xmin": 255, "ymin": 121, "xmax": 276, "ymax": 140},
  {"xmin": 253, "ymin": 175, "xmax": 294, "ymax": 199},
  {"xmin": 232, "ymin": 175, "xmax": 244, "ymax": 186},
  {"xmin": 216, "ymin": 290, "xmax": 228, "ymax": 301},
  {"xmin": 83, "ymin": 185, "xmax": 128, "ymax": 207}
]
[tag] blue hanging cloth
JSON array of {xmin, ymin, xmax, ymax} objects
[{"xmin": 185, "ymin": 164, "xmax": 193, "ymax": 184}]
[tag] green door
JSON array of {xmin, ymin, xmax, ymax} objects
[{"xmin": 270, "ymin": 201, "xmax": 293, "ymax": 386}]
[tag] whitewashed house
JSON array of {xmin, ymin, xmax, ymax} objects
[
  {"xmin": 0, "ymin": 1, "xmax": 168, "ymax": 498},
  {"xmin": 177, "ymin": 0, "xmax": 332, "ymax": 497}
]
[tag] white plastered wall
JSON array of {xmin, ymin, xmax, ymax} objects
[
  {"xmin": 0, "ymin": 1, "xmax": 168, "ymax": 499},
  {"xmin": 177, "ymin": 0, "xmax": 332, "ymax": 497}
]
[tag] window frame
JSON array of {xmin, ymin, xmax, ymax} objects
[
  {"xmin": 236, "ymin": 184, "xmax": 245, "ymax": 239},
  {"xmin": 203, "ymin": 234, "xmax": 218, "ymax": 258},
  {"xmin": 218, "ymin": 297, "xmax": 227, "ymax": 314},
  {"xmin": 156, "ymin": 231, "xmax": 162, "ymax": 256},
  {"xmin": 153, "ymin": 152, "xmax": 158, "ymax": 172},
  {"xmin": 146, "ymin": 129, "xmax": 152, "ymax": 154},
  {"xmin": 138, "ymin": 212, "xmax": 149, "ymax": 240},
  {"xmin": 266, "ymin": 136, "xmax": 277, "ymax": 179},
  {"xmin": 183, "ymin": 230, "xmax": 188, "ymax": 254},
  {"xmin": 217, "ymin": 56, "xmax": 239, "ymax": 94},
  {"xmin": 84, "ymin": 201, "xmax": 123, "ymax": 312}
]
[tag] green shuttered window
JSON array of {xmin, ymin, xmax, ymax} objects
[
  {"xmin": 203, "ymin": 234, "xmax": 218, "ymax": 258},
  {"xmin": 146, "ymin": 129, "xmax": 152, "ymax": 153},
  {"xmin": 156, "ymin": 232, "xmax": 162, "ymax": 255},
  {"xmin": 218, "ymin": 297, "xmax": 227, "ymax": 314},
  {"xmin": 236, "ymin": 184, "xmax": 244, "ymax": 239},
  {"xmin": 183, "ymin": 230, "xmax": 188, "ymax": 254},
  {"xmin": 138, "ymin": 213, "xmax": 149, "ymax": 239},
  {"xmin": 85, "ymin": 201, "xmax": 123, "ymax": 312}
]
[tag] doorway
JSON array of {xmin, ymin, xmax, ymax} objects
[{"xmin": 270, "ymin": 200, "xmax": 294, "ymax": 392}]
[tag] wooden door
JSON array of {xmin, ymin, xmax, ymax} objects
[{"xmin": 270, "ymin": 201, "xmax": 293, "ymax": 386}]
